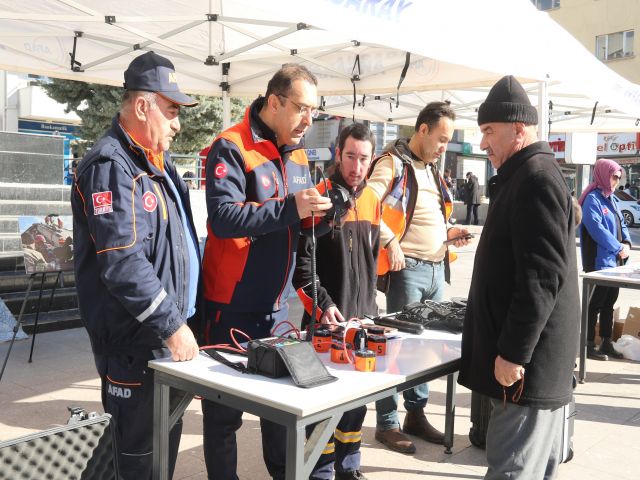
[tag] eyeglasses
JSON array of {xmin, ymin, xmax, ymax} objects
[{"xmin": 277, "ymin": 95, "xmax": 320, "ymax": 119}]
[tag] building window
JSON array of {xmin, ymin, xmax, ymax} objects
[
  {"xmin": 596, "ymin": 30, "xmax": 634, "ymax": 61},
  {"xmin": 530, "ymin": 0, "xmax": 560, "ymax": 10}
]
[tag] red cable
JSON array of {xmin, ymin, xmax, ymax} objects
[
  {"xmin": 342, "ymin": 318, "xmax": 362, "ymax": 364},
  {"xmin": 200, "ymin": 344, "xmax": 245, "ymax": 354},
  {"xmin": 271, "ymin": 320, "xmax": 301, "ymax": 339},
  {"xmin": 229, "ymin": 328, "xmax": 251, "ymax": 352}
]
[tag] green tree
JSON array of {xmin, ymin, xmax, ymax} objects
[{"xmin": 39, "ymin": 78, "xmax": 248, "ymax": 157}]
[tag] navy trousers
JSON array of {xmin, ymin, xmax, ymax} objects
[
  {"xmin": 96, "ymin": 353, "xmax": 183, "ymax": 480},
  {"xmin": 201, "ymin": 307, "xmax": 288, "ymax": 480},
  {"xmin": 308, "ymin": 405, "xmax": 367, "ymax": 479}
]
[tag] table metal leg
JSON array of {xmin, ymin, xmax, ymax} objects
[
  {"xmin": 153, "ymin": 381, "xmax": 171, "ymax": 480},
  {"xmin": 444, "ymin": 371, "xmax": 458, "ymax": 454},
  {"xmin": 285, "ymin": 414, "xmax": 341, "ymax": 480},
  {"xmin": 580, "ymin": 280, "xmax": 594, "ymax": 384},
  {"xmin": 285, "ymin": 421, "xmax": 306, "ymax": 480}
]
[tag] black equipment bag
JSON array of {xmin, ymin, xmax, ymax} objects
[
  {"xmin": 468, "ymin": 390, "xmax": 493, "ymax": 448},
  {"xmin": 560, "ymin": 396, "xmax": 576, "ymax": 463}
]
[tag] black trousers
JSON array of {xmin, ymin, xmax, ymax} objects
[
  {"xmin": 587, "ymin": 285, "xmax": 620, "ymax": 341},
  {"xmin": 465, "ymin": 204, "xmax": 479, "ymax": 225}
]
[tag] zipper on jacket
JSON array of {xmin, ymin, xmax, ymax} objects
[
  {"xmin": 353, "ymin": 196, "xmax": 361, "ymax": 318},
  {"xmin": 163, "ymin": 179, "xmax": 187, "ymax": 315},
  {"xmin": 275, "ymin": 157, "xmax": 290, "ymax": 310}
]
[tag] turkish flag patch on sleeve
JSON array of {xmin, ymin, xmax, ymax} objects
[
  {"xmin": 214, "ymin": 162, "xmax": 228, "ymax": 179},
  {"xmin": 92, "ymin": 191, "xmax": 113, "ymax": 215}
]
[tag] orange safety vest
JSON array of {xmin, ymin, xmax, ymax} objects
[{"xmin": 370, "ymin": 149, "xmax": 455, "ymax": 278}]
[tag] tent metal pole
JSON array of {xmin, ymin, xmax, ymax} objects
[
  {"xmin": 222, "ymin": 62, "xmax": 231, "ymax": 129},
  {"xmin": 223, "ymin": 90, "xmax": 231, "ymax": 129},
  {"xmin": 538, "ymin": 80, "xmax": 549, "ymax": 141}
]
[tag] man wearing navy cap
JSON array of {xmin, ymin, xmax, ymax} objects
[{"xmin": 72, "ymin": 51, "xmax": 201, "ymax": 479}]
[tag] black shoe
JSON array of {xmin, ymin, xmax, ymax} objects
[
  {"xmin": 335, "ymin": 470, "xmax": 369, "ymax": 480},
  {"xmin": 587, "ymin": 342, "xmax": 608, "ymax": 361},
  {"xmin": 600, "ymin": 338, "xmax": 623, "ymax": 359}
]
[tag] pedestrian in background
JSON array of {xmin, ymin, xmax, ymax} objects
[
  {"xmin": 464, "ymin": 171, "xmax": 481, "ymax": 225},
  {"xmin": 579, "ymin": 158, "xmax": 631, "ymax": 361}
]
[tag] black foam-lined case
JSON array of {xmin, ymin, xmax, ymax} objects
[{"xmin": 0, "ymin": 413, "xmax": 118, "ymax": 479}]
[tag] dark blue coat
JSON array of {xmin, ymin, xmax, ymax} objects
[{"xmin": 72, "ymin": 115, "xmax": 200, "ymax": 358}]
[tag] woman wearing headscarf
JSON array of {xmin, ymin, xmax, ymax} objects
[{"xmin": 579, "ymin": 158, "xmax": 632, "ymax": 360}]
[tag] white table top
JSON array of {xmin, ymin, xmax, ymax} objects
[
  {"xmin": 150, "ymin": 329, "xmax": 461, "ymax": 417},
  {"xmin": 581, "ymin": 262, "xmax": 640, "ymax": 286}
]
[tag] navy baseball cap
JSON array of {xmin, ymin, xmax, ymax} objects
[{"xmin": 124, "ymin": 51, "xmax": 198, "ymax": 107}]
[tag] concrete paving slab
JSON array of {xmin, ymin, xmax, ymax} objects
[{"xmin": 0, "ymin": 225, "xmax": 638, "ymax": 479}]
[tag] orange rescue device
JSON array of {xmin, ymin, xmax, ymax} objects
[
  {"xmin": 367, "ymin": 335, "xmax": 387, "ymax": 356},
  {"xmin": 354, "ymin": 349, "xmax": 376, "ymax": 372},
  {"xmin": 312, "ymin": 329, "xmax": 332, "ymax": 353},
  {"xmin": 330, "ymin": 343, "xmax": 351, "ymax": 364}
]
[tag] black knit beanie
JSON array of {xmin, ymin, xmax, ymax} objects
[{"xmin": 477, "ymin": 75, "xmax": 538, "ymax": 126}]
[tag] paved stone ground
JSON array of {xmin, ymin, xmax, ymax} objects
[{"xmin": 1, "ymin": 224, "xmax": 638, "ymax": 479}]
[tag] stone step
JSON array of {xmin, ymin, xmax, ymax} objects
[
  {"xmin": 0, "ymin": 216, "xmax": 19, "ymax": 233},
  {"xmin": 0, "ymin": 270, "xmax": 76, "ymax": 294},
  {"xmin": 0, "ymin": 234, "xmax": 20, "ymax": 253},
  {"xmin": 19, "ymin": 308, "xmax": 82, "ymax": 335},
  {"xmin": 0, "ymin": 200, "xmax": 71, "ymax": 216},
  {"xmin": 0, "ymin": 253, "xmax": 23, "ymax": 272},
  {"xmin": 0, "ymin": 183, "xmax": 71, "ymax": 202},
  {"xmin": 1, "ymin": 286, "xmax": 78, "ymax": 315}
]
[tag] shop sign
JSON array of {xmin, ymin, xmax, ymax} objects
[{"xmin": 597, "ymin": 133, "xmax": 640, "ymax": 156}]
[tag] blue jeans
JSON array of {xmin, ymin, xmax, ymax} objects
[{"xmin": 376, "ymin": 257, "xmax": 445, "ymax": 430}]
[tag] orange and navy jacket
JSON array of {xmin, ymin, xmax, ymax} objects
[
  {"xmin": 202, "ymin": 97, "xmax": 312, "ymax": 313},
  {"xmin": 369, "ymin": 138, "xmax": 454, "ymax": 283},
  {"xmin": 71, "ymin": 114, "xmax": 201, "ymax": 358},
  {"xmin": 293, "ymin": 171, "xmax": 381, "ymax": 324}
]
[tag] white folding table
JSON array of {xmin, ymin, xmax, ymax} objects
[
  {"xmin": 579, "ymin": 262, "xmax": 640, "ymax": 382},
  {"xmin": 151, "ymin": 329, "xmax": 461, "ymax": 480}
]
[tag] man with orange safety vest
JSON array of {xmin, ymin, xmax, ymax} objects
[
  {"xmin": 367, "ymin": 101, "xmax": 472, "ymax": 454},
  {"xmin": 293, "ymin": 122, "xmax": 380, "ymax": 480},
  {"xmin": 199, "ymin": 64, "xmax": 331, "ymax": 480}
]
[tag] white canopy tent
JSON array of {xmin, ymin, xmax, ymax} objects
[{"xmin": 1, "ymin": 0, "xmax": 640, "ymax": 134}]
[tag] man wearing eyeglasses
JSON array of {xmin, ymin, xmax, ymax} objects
[{"xmin": 200, "ymin": 63, "xmax": 331, "ymax": 480}]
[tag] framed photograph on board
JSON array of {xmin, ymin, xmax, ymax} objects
[{"xmin": 18, "ymin": 215, "xmax": 73, "ymax": 275}]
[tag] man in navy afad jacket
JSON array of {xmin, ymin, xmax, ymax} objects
[
  {"xmin": 200, "ymin": 64, "xmax": 331, "ymax": 480},
  {"xmin": 72, "ymin": 52, "xmax": 200, "ymax": 480},
  {"xmin": 459, "ymin": 76, "xmax": 580, "ymax": 479}
]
